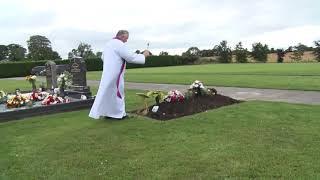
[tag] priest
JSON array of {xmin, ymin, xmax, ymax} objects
[{"xmin": 89, "ymin": 30, "xmax": 150, "ymax": 119}]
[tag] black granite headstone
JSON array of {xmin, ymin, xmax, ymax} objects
[{"xmin": 66, "ymin": 57, "xmax": 91, "ymax": 98}]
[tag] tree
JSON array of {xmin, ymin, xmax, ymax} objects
[
  {"xmin": 270, "ymin": 48, "xmax": 276, "ymax": 53},
  {"xmin": 295, "ymin": 43, "xmax": 313, "ymax": 51},
  {"xmin": 27, "ymin": 35, "xmax": 59, "ymax": 60},
  {"xmin": 290, "ymin": 43, "xmax": 305, "ymax": 61},
  {"xmin": 96, "ymin": 51, "xmax": 103, "ymax": 58},
  {"xmin": 276, "ymin": 49, "xmax": 286, "ymax": 63},
  {"xmin": 51, "ymin": 51, "xmax": 61, "ymax": 60},
  {"xmin": 313, "ymin": 40, "xmax": 320, "ymax": 62},
  {"xmin": 251, "ymin": 42, "xmax": 269, "ymax": 62},
  {"xmin": 199, "ymin": 49, "xmax": 215, "ymax": 57},
  {"xmin": 214, "ymin": 40, "xmax": 232, "ymax": 63},
  {"xmin": 68, "ymin": 42, "xmax": 95, "ymax": 59},
  {"xmin": 68, "ymin": 49, "xmax": 77, "ymax": 59},
  {"xmin": 181, "ymin": 47, "xmax": 200, "ymax": 64},
  {"xmin": 159, "ymin": 51, "xmax": 169, "ymax": 56},
  {"xmin": 0, "ymin": 45, "xmax": 8, "ymax": 60},
  {"xmin": 7, "ymin": 44, "xmax": 26, "ymax": 61},
  {"xmin": 184, "ymin": 47, "xmax": 200, "ymax": 56},
  {"xmin": 286, "ymin": 46, "xmax": 293, "ymax": 52},
  {"xmin": 234, "ymin": 42, "xmax": 248, "ymax": 63},
  {"xmin": 290, "ymin": 49, "xmax": 303, "ymax": 61}
]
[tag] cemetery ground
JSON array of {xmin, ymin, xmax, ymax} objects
[
  {"xmin": 1, "ymin": 63, "xmax": 320, "ymax": 178},
  {"xmin": 87, "ymin": 63, "xmax": 320, "ymax": 91}
]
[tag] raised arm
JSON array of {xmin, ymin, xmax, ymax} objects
[{"xmin": 116, "ymin": 44, "xmax": 147, "ymax": 64}]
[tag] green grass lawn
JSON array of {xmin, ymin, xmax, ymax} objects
[
  {"xmin": 1, "ymin": 88, "xmax": 320, "ymax": 179},
  {"xmin": 87, "ymin": 63, "xmax": 320, "ymax": 91},
  {"xmin": 0, "ymin": 79, "xmax": 41, "ymax": 92}
]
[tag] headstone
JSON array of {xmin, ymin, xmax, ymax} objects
[
  {"xmin": 66, "ymin": 57, "xmax": 91, "ymax": 98},
  {"xmin": 70, "ymin": 57, "xmax": 87, "ymax": 86},
  {"xmin": 45, "ymin": 61, "xmax": 57, "ymax": 89}
]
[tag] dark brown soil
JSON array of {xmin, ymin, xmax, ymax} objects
[{"xmin": 137, "ymin": 94, "xmax": 242, "ymax": 120}]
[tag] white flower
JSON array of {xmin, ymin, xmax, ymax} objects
[
  {"xmin": 81, "ymin": 95, "xmax": 87, "ymax": 100},
  {"xmin": 57, "ymin": 97, "xmax": 64, "ymax": 102},
  {"xmin": 190, "ymin": 80, "xmax": 205, "ymax": 89},
  {"xmin": 7, "ymin": 95, "xmax": 15, "ymax": 100},
  {"xmin": 164, "ymin": 96, "xmax": 171, "ymax": 102},
  {"xmin": 54, "ymin": 88, "xmax": 60, "ymax": 94},
  {"xmin": 152, "ymin": 106, "xmax": 159, "ymax": 113}
]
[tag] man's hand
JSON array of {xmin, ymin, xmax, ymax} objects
[{"xmin": 142, "ymin": 50, "xmax": 151, "ymax": 57}]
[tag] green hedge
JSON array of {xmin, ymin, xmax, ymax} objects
[
  {"xmin": 0, "ymin": 60, "xmax": 69, "ymax": 78},
  {"xmin": 86, "ymin": 55, "xmax": 187, "ymax": 71},
  {"xmin": 0, "ymin": 56, "xmax": 188, "ymax": 78}
]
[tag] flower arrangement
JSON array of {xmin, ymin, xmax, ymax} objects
[
  {"xmin": 29, "ymin": 91, "xmax": 49, "ymax": 101},
  {"xmin": 6, "ymin": 94, "xmax": 30, "ymax": 108},
  {"xmin": 57, "ymin": 71, "xmax": 72, "ymax": 90},
  {"xmin": 41, "ymin": 94, "xmax": 70, "ymax": 105},
  {"xmin": 186, "ymin": 80, "xmax": 217, "ymax": 98},
  {"xmin": 164, "ymin": 90, "xmax": 185, "ymax": 103},
  {"xmin": 188, "ymin": 80, "xmax": 207, "ymax": 96},
  {"xmin": 26, "ymin": 75, "xmax": 37, "ymax": 90},
  {"xmin": 190, "ymin": 80, "xmax": 205, "ymax": 89}
]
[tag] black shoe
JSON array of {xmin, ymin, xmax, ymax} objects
[
  {"xmin": 104, "ymin": 115, "xmax": 129, "ymax": 120},
  {"xmin": 121, "ymin": 115, "xmax": 129, "ymax": 119}
]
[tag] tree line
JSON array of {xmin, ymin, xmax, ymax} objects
[
  {"xmin": 174, "ymin": 40, "xmax": 320, "ymax": 63},
  {"xmin": 1, "ymin": 35, "xmax": 319, "ymax": 63},
  {"xmin": 0, "ymin": 35, "xmax": 101, "ymax": 61}
]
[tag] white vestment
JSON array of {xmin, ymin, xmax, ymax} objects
[{"xmin": 89, "ymin": 39, "xmax": 145, "ymax": 119}]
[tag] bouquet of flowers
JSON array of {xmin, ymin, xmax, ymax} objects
[
  {"xmin": 190, "ymin": 80, "xmax": 205, "ymax": 89},
  {"xmin": 57, "ymin": 71, "xmax": 72, "ymax": 90},
  {"xmin": 164, "ymin": 90, "xmax": 185, "ymax": 103},
  {"xmin": 186, "ymin": 80, "xmax": 217, "ymax": 98},
  {"xmin": 6, "ymin": 94, "xmax": 30, "ymax": 108},
  {"xmin": 189, "ymin": 80, "xmax": 206, "ymax": 96},
  {"xmin": 41, "ymin": 94, "xmax": 70, "ymax": 105},
  {"xmin": 29, "ymin": 91, "xmax": 49, "ymax": 101},
  {"xmin": 26, "ymin": 75, "xmax": 37, "ymax": 90}
]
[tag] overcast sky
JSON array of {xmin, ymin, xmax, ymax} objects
[{"xmin": 1, "ymin": 0, "xmax": 320, "ymax": 58}]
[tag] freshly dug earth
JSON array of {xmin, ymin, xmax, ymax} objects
[{"xmin": 143, "ymin": 94, "xmax": 241, "ymax": 120}]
